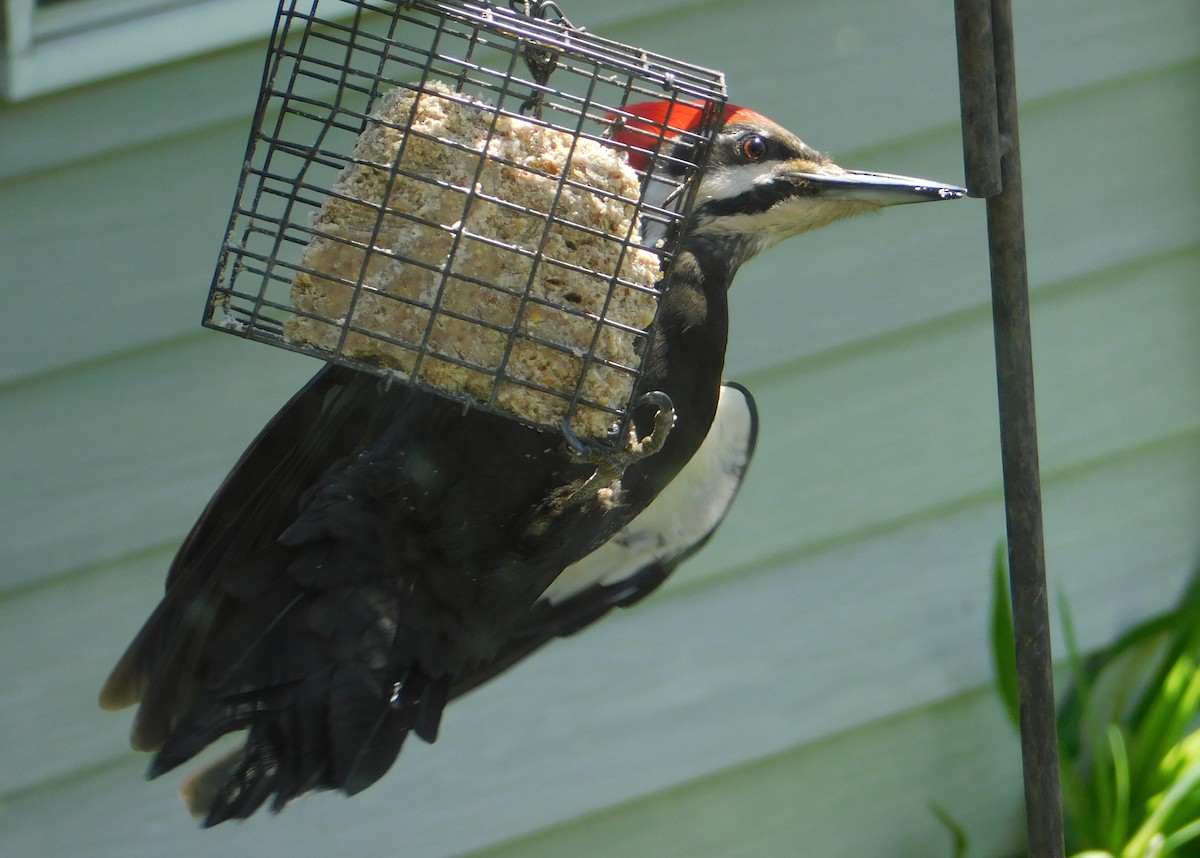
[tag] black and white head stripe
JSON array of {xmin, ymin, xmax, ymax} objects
[
  {"xmin": 693, "ymin": 117, "xmax": 832, "ymax": 215},
  {"xmin": 614, "ymin": 100, "xmax": 965, "ymax": 261},
  {"xmin": 687, "ymin": 114, "xmax": 870, "ymax": 249}
]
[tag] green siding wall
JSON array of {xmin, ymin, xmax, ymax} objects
[{"xmin": 2, "ymin": 0, "xmax": 1197, "ymax": 855}]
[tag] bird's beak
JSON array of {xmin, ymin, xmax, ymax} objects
[{"xmin": 795, "ymin": 166, "xmax": 965, "ymax": 206}]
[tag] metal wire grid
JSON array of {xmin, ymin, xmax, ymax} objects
[{"xmin": 206, "ymin": 0, "xmax": 727, "ymax": 440}]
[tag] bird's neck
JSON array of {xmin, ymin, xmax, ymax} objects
[{"xmin": 627, "ymin": 234, "xmax": 739, "ymax": 492}]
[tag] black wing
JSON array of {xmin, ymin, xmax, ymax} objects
[
  {"xmin": 98, "ymin": 362, "xmax": 618, "ymax": 824},
  {"xmin": 100, "ymin": 364, "xmax": 387, "ymax": 721},
  {"xmin": 98, "ymin": 370, "xmax": 751, "ymax": 824}
]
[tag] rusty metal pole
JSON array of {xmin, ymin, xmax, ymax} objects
[{"xmin": 953, "ymin": 0, "xmax": 1066, "ymax": 855}]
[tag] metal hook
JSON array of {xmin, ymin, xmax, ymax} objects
[
  {"xmin": 508, "ymin": 0, "xmax": 583, "ymax": 117},
  {"xmin": 509, "ymin": 0, "xmax": 576, "ymax": 27}
]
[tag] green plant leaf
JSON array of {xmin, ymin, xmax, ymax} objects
[
  {"xmin": 1127, "ymin": 658, "xmax": 1198, "ymax": 804},
  {"xmin": 930, "ymin": 803, "xmax": 970, "ymax": 858},
  {"xmin": 1058, "ymin": 593, "xmax": 1193, "ymax": 760},
  {"xmin": 1129, "ymin": 572, "xmax": 1200, "ymax": 733},
  {"xmin": 1156, "ymin": 733, "xmax": 1200, "ymax": 828},
  {"xmin": 991, "ymin": 542, "xmax": 1021, "ymax": 732},
  {"xmin": 1162, "ymin": 817, "xmax": 1200, "ymax": 854},
  {"xmin": 1106, "ymin": 723, "xmax": 1131, "ymax": 849},
  {"xmin": 979, "ymin": 559, "xmax": 1200, "ymax": 857},
  {"xmin": 1060, "ymin": 752, "xmax": 1094, "ymax": 848},
  {"xmin": 1125, "ymin": 746, "xmax": 1200, "ymax": 856},
  {"xmin": 1060, "ymin": 588, "xmax": 1112, "ymax": 848}
]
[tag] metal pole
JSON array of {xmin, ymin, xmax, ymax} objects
[
  {"xmin": 953, "ymin": 0, "xmax": 1066, "ymax": 855},
  {"xmin": 952, "ymin": 0, "xmax": 1001, "ymax": 198}
]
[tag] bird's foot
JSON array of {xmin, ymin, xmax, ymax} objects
[
  {"xmin": 559, "ymin": 391, "xmax": 676, "ymax": 501},
  {"xmin": 523, "ymin": 393, "xmax": 676, "ymax": 537}
]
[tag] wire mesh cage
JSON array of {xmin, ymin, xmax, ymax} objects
[{"xmin": 206, "ymin": 0, "xmax": 727, "ymax": 442}]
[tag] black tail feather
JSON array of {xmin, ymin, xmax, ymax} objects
[
  {"xmin": 203, "ymin": 727, "xmax": 286, "ymax": 826},
  {"xmin": 342, "ymin": 709, "xmax": 410, "ymax": 797}
]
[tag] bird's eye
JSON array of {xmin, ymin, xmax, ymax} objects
[{"xmin": 739, "ymin": 134, "xmax": 768, "ymax": 162}]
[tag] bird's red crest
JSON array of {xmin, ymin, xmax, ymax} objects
[{"xmin": 611, "ymin": 100, "xmax": 761, "ymax": 171}]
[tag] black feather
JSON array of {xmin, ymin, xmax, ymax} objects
[{"xmin": 102, "ymin": 236, "xmax": 737, "ymax": 821}]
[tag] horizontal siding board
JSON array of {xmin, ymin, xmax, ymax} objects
[
  {"xmin": 3, "ymin": 246, "xmax": 1195, "ymax": 593},
  {"xmin": 4, "ymin": 60, "xmax": 1195, "ymax": 391},
  {"xmin": 0, "ymin": 338, "xmax": 316, "ymax": 592},
  {"xmin": 1019, "ymin": 63, "xmax": 1200, "ymax": 287},
  {"xmin": 1030, "ymin": 249, "xmax": 1200, "ymax": 469},
  {"xmin": 0, "ymin": 127, "xmax": 974, "ymax": 387},
  {"xmin": 0, "ymin": 692, "xmax": 1026, "ymax": 858},
  {"xmin": 611, "ymin": 0, "xmax": 965, "ymax": 151},
  {"xmin": 672, "ymin": 244, "xmax": 1200, "ymax": 590},
  {"xmin": 2, "ymin": 435, "xmax": 1197, "ymax": 853},
  {"xmin": 3, "ymin": 0, "xmax": 1194, "ymax": 181},
  {"xmin": 726, "ymin": 60, "xmax": 1200, "ymax": 373},
  {"xmin": 0, "ymin": 47, "xmax": 264, "ymax": 182},
  {"xmin": 1, "ymin": 1, "xmax": 1196, "ymax": 855},
  {"xmin": 462, "ymin": 687, "xmax": 1026, "ymax": 858},
  {"xmin": 618, "ymin": 0, "xmax": 1199, "ymax": 154},
  {"xmin": 0, "ymin": 0, "xmax": 701, "ymax": 178},
  {"xmin": 0, "ymin": 549, "xmax": 169, "ymax": 796},
  {"xmin": 0, "ymin": 120, "xmax": 247, "ymax": 386}
]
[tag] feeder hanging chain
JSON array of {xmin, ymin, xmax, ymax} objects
[
  {"xmin": 511, "ymin": 0, "xmax": 581, "ymax": 116},
  {"xmin": 510, "ymin": 0, "xmax": 577, "ymax": 29}
]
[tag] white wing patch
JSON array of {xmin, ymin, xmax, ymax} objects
[{"xmin": 540, "ymin": 384, "xmax": 757, "ymax": 605}]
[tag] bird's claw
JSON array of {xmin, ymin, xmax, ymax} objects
[
  {"xmin": 560, "ymin": 418, "xmax": 595, "ymax": 462},
  {"xmin": 558, "ymin": 392, "xmax": 676, "ymax": 503},
  {"xmin": 623, "ymin": 390, "xmax": 677, "ymax": 460}
]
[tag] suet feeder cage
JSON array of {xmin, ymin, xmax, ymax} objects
[{"xmin": 206, "ymin": 0, "xmax": 727, "ymax": 442}]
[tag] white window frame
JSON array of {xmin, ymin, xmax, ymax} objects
[{"xmin": 2, "ymin": 0, "xmax": 283, "ymax": 101}]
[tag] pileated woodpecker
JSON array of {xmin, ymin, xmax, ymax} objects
[{"xmin": 100, "ymin": 100, "xmax": 963, "ymax": 824}]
